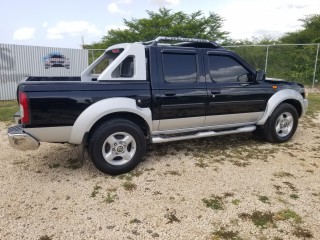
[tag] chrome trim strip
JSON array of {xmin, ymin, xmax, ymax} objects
[
  {"xmin": 24, "ymin": 126, "xmax": 72, "ymax": 143},
  {"xmin": 152, "ymin": 125, "xmax": 256, "ymax": 143}
]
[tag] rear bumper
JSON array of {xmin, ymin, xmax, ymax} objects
[{"xmin": 8, "ymin": 125, "xmax": 40, "ymax": 151}]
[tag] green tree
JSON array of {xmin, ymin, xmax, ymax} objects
[
  {"xmin": 84, "ymin": 8, "xmax": 229, "ymax": 49},
  {"xmin": 280, "ymin": 14, "xmax": 320, "ymax": 43}
]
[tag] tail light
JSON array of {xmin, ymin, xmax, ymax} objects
[{"xmin": 19, "ymin": 91, "xmax": 30, "ymax": 124}]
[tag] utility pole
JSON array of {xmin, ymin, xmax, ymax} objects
[{"xmin": 81, "ymin": 36, "xmax": 85, "ymax": 49}]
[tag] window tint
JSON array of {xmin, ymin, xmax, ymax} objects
[
  {"xmin": 162, "ymin": 53, "xmax": 197, "ymax": 84},
  {"xmin": 208, "ymin": 55, "xmax": 250, "ymax": 83}
]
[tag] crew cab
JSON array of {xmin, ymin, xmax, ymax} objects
[{"xmin": 8, "ymin": 37, "xmax": 308, "ymax": 175}]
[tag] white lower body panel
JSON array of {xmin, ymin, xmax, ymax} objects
[{"xmin": 24, "ymin": 126, "xmax": 72, "ymax": 143}]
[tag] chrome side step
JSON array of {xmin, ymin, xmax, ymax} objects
[{"xmin": 151, "ymin": 125, "xmax": 256, "ymax": 144}]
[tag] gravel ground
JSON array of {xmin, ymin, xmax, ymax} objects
[{"xmin": 0, "ymin": 116, "xmax": 319, "ymax": 240}]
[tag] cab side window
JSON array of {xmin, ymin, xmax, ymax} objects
[
  {"xmin": 162, "ymin": 53, "xmax": 197, "ymax": 84},
  {"xmin": 111, "ymin": 56, "xmax": 135, "ymax": 78},
  {"xmin": 208, "ymin": 55, "xmax": 251, "ymax": 83}
]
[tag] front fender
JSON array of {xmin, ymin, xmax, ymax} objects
[
  {"xmin": 69, "ymin": 97, "xmax": 152, "ymax": 144},
  {"xmin": 257, "ymin": 89, "xmax": 305, "ymax": 125}
]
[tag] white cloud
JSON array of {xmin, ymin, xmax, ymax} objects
[
  {"xmin": 218, "ymin": 0, "xmax": 320, "ymax": 40},
  {"xmin": 47, "ymin": 21, "xmax": 102, "ymax": 39},
  {"xmin": 107, "ymin": 0, "xmax": 131, "ymax": 14},
  {"xmin": 151, "ymin": 0, "xmax": 180, "ymax": 6},
  {"xmin": 13, "ymin": 27, "xmax": 35, "ymax": 40},
  {"xmin": 42, "ymin": 22, "xmax": 48, "ymax": 28}
]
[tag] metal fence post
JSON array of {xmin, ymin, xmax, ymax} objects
[
  {"xmin": 312, "ymin": 43, "xmax": 319, "ymax": 88},
  {"xmin": 265, "ymin": 45, "xmax": 269, "ymax": 73}
]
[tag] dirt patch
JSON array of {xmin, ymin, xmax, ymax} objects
[{"xmin": 0, "ymin": 118, "xmax": 319, "ymax": 239}]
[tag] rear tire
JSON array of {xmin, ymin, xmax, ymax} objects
[
  {"xmin": 264, "ymin": 103, "xmax": 298, "ymax": 143},
  {"xmin": 89, "ymin": 119, "xmax": 146, "ymax": 175}
]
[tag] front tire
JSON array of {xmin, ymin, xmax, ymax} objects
[
  {"xmin": 89, "ymin": 119, "xmax": 146, "ymax": 175},
  {"xmin": 265, "ymin": 103, "xmax": 298, "ymax": 143}
]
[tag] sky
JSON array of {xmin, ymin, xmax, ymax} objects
[{"xmin": 1, "ymin": 0, "xmax": 319, "ymax": 49}]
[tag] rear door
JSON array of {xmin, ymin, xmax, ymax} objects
[
  {"xmin": 203, "ymin": 50, "xmax": 272, "ymax": 127},
  {"xmin": 154, "ymin": 47, "xmax": 207, "ymax": 131}
]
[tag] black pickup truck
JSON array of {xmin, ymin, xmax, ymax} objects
[{"xmin": 8, "ymin": 37, "xmax": 308, "ymax": 175}]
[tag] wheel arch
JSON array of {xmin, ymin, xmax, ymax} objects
[
  {"xmin": 69, "ymin": 97, "xmax": 152, "ymax": 144},
  {"xmin": 282, "ymin": 99, "xmax": 302, "ymax": 117},
  {"xmin": 87, "ymin": 112, "xmax": 150, "ymax": 146},
  {"xmin": 257, "ymin": 89, "xmax": 304, "ymax": 125}
]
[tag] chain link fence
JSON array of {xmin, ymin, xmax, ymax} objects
[{"xmin": 224, "ymin": 43, "xmax": 320, "ymax": 87}]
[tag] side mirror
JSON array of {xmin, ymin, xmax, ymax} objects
[{"xmin": 256, "ymin": 70, "xmax": 266, "ymax": 81}]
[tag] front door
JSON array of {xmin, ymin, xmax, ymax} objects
[{"xmin": 203, "ymin": 50, "xmax": 273, "ymax": 128}]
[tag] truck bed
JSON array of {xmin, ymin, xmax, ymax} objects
[{"xmin": 19, "ymin": 80, "xmax": 151, "ymax": 128}]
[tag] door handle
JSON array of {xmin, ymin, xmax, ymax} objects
[
  {"xmin": 211, "ymin": 89, "xmax": 221, "ymax": 94},
  {"xmin": 164, "ymin": 91, "xmax": 176, "ymax": 96}
]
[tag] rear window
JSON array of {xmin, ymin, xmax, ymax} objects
[{"xmin": 91, "ymin": 48, "xmax": 124, "ymax": 75}]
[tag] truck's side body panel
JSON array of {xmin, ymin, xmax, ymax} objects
[{"xmin": 20, "ymin": 81, "xmax": 151, "ymax": 128}]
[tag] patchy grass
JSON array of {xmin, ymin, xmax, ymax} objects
[
  {"xmin": 117, "ymin": 172, "xmax": 139, "ymax": 181},
  {"xmin": 129, "ymin": 218, "xmax": 142, "ymax": 224},
  {"xmin": 195, "ymin": 159, "xmax": 209, "ymax": 168},
  {"xmin": 239, "ymin": 209, "xmax": 303, "ymax": 230},
  {"xmin": 122, "ymin": 181, "xmax": 137, "ymax": 191},
  {"xmin": 164, "ymin": 210, "xmax": 180, "ymax": 224},
  {"xmin": 258, "ymin": 195, "xmax": 270, "ymax": 204},
  {"xmin": 38, "ymin": 235, "xmax": 53, "ymax": 240},
  {"xmin": 103, "ymin": 193, "xmax": 117, "ymax": 204},
  {"xmin": 0, "ymin": 100, "xmax": 19, "ymax": 122},
  {"xmin": 274, "ymin": 209, "xmax": 302, "ymax": 223},
  {"xmin": 164, "ymin": 170, "xmax": 182, "ymax": 176},
  {"xmin": 239, "ymin": 211, "xmax": 275, "ymax": 229},
  {"xmin": 91, "ymin": 184, "xmax": 102, "ymax": 197},
  {"xmin": 273, "ymin": 171, "xmax": 295, "ymax": 178},
  {"xmin": 231, "ymin": 199, "xmax": 241, "ymax": 205},
  {"xmin": 293, "ymin": 226, "xmax": 313, "ymax": 238},
  {"xmin": 306, "ymin": 93, "xmax": 320, "ymax": 117},
  {"xmin": 202, "ymin": 196, "xmax": 224, "ymax": 210},
  {"xmin": 289, "ymin": 193, "xmax": 299, "ymax": 199},
  {"xmin": 224, "ymin": 192, "xmax": 234, "ymax": 197},
  {"xmin": 65, "ymin": 158, "xmax": 82, "ymax": 169},
  {"xmin": 48, "ymin": 163, "xmax": 60, "ymax": 169},
  {"xmin": 283, "ymin": 181, "xmax": 297, "ymax": 192},
  {"xmin": 211, "ymin": 228, "xmax": 243, "ymax": 240}
]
